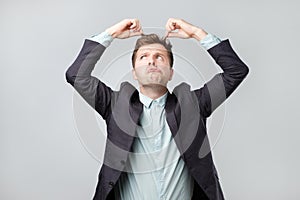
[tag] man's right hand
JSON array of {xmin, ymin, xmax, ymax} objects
[{"xmin": 105, "ymin": 19, "xmax": 143, "ymax": 39}]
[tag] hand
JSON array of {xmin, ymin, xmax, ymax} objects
[
  {"xmin": 164, "ymin": 18, "xmax": 208, "ymax": 41},
  {"xmin": 105, "ymin": 19, "xmax": 143, "ymax": 39}
]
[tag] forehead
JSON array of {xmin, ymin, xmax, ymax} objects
[{"xmin": 136, "ymin": 43, "xmax": 168, "ymax": 54}]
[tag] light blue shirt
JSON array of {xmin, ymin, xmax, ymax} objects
[
  {"xmin": 115, "ymin": 92, "xmax": 194, "ymax": 200},
  {"xmin": 88, "ymin": 31, "xmax": 221, "ymax": 199}
]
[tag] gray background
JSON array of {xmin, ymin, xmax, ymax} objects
[{"xmin": 1, "ymin": 0, "xmax": 299, "ymax": 199}]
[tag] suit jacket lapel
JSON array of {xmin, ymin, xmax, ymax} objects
[
  {"xmin": 165, "ymin": 93, "xmax": 179, "ymax": 137},
  {"xmin": 111, "ymin": 82, "xmax": 143, "ymax": 149}
]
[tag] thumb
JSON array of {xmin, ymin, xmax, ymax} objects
[
  {"xmin": 129, "ymin": 30, "xmax": 143, "ymax": 37},
  {"xmin": 167, "ymin": 31, "xmax": 182, "ymax": 38}
]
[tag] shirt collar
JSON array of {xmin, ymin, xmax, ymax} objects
[{"xmin": 139, "ymin": 91, "xmax": 168, "ymax": 108}]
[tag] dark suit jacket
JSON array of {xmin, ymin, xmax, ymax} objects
[{"xmin": 66, "ymin": 39, "xmax": 249, "ymax": 200}]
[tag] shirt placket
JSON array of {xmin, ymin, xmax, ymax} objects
[{"xmin": 150, "ymin": 101, "xmax": 166, "ymax": 199}]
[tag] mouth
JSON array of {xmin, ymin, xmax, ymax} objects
[{"xmin": 147, "ymin": 68, "xmax": 161, "ymax": 73}]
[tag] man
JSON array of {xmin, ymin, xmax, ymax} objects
[{"xmin": 66, "ymin": 18, "xmax": 249, "ymax": 200}]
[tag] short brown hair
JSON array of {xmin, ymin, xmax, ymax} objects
[{"xmin": 131, "ymin": 34, "xmax": 173, "ymax": 68}]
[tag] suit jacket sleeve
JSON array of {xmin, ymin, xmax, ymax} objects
[
  {"xmin": 65, "ymin": 39, "xmax": 112, "ymax": 120},
  {"xmin": 195, "ymin": 39, "xmax": 249, "ymax": 118}
]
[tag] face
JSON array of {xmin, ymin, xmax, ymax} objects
[{"xmin": 132, "ymin": 43, "xmax": 174, "ymax": 87}]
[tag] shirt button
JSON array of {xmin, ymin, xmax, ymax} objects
[{"xmin": 108, "ymin": 181, "xmax": 114, "ymax": 187}]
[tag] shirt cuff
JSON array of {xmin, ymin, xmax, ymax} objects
[
  {"xmin": 200, "ymin": 33, "xmax": 221, "ymax": 50},
  {"xmin": 87, "ymin": 31, "xmax": 113, "ymax": 47}
]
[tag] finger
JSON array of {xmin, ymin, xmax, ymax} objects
[
  {"xmin": 165, "ymin": 19, "xmax": 171, "ymax": 31},
  {"xmin": 163, "ymin": 31, "xmax": 169, "ymax": 40},
  {"xmin": 171, "ymin": 23, "xmax": 180, "ymax": 32},
  {"xmin": 165, "ymin": 22, "xmax": 171, "ymax": 32},
  {"xmin": 165, "ymin": 24, "xmax": 171, "ymax": 32},
  {"xmin": 129, "ymin": 30, "xmax": 143, "ymax": 37},
  {"xmin": 165, "ymin": 23, "xmax": 173, "ymax": 32},
  {"xmin": 130, "ymin": 19, "xmax": 140, "ymax": 29},
  {"xmin": 123, "ymin": 19, "xmax": 133, "ymax": 29},
  {"xmin": 166, "ymin": 31, "xmax": 182, "ymax": 38},
  {"xmin": 168, "ymin": 23, "xmax": 173, "ymax": 31},
  {"xmin": 135, "ymin": 21, "xmax": 141, "ymax": 32},
  {"xmin": 165, "ymin": 18, "xmax": 175, "ymax": 31},
  {"xmin": 169, "ymin": 18, "xmax": 181, "ymax": 29},
  {"xmin": 129, "ymin": 20, "xmax": 136, "ymax": 29}
]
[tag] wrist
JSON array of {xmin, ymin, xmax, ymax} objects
[
  {"xmin": 89, "ymin": 31, "xmax": 113, "ymax": 47},
  {"xmin": 192, "ymin": 28, "xmax": 208, "ymax": 41},
  {"xmin": 105, "ymin": 27, "xmax": 117, "ymax": 38}
]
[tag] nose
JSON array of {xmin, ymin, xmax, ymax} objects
[
  {"xmin": 148, "ymin": 61, "xmax": 155, "ymax": 66},
  {"xmin": 148, "ymin": 55, "xmax": 156, "ymax": 66}
]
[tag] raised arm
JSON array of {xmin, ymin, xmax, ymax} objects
[
  {"xmin": 65, "ymin": 19, "xmax": 143, "ymax": 119},
  {"xmin": 165, "ymin": 18, "xmax": 249, "ymax": 117}
]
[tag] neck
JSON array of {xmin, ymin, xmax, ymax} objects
[{"xmin": 140, "ymin": 84, "xmax": 168, "ymax": 99}]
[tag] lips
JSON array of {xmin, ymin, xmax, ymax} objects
[{"xmin": 147, "ymin": 68, "xmax": 161, "ymax": 73}]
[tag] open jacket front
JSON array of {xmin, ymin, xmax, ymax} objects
[{"xmin": 66, "ymin": 39, "xmax": 249, "ymax": 200}]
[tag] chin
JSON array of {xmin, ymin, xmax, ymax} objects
[{"xmin": 145, "ymin": 82, "xmax": 167, "ymax": 88}]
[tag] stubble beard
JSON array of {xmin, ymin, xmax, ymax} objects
[
  {"xmin": 145, "ymin": 72, "xmax": 169, "ymax": 87},
  {"xmin": 138, "ymin": 75, "xmax": 165, "ymax": 91}
]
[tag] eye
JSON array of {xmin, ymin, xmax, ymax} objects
[
  {"xmin": 140, "ymin": 55, "xmax": 147, "ymax": 59},
  {"xmin": 156, "ymin": 55, "xmax": 163, "ymax": 60}
]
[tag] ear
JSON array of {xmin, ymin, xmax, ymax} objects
[
  {"xmin": 132, "ymin": 68, "xmax": 138, "ymax": 80},
  {"xmin": 169, "ymin": 68, "xmax": 174, "ymax": 81}
]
